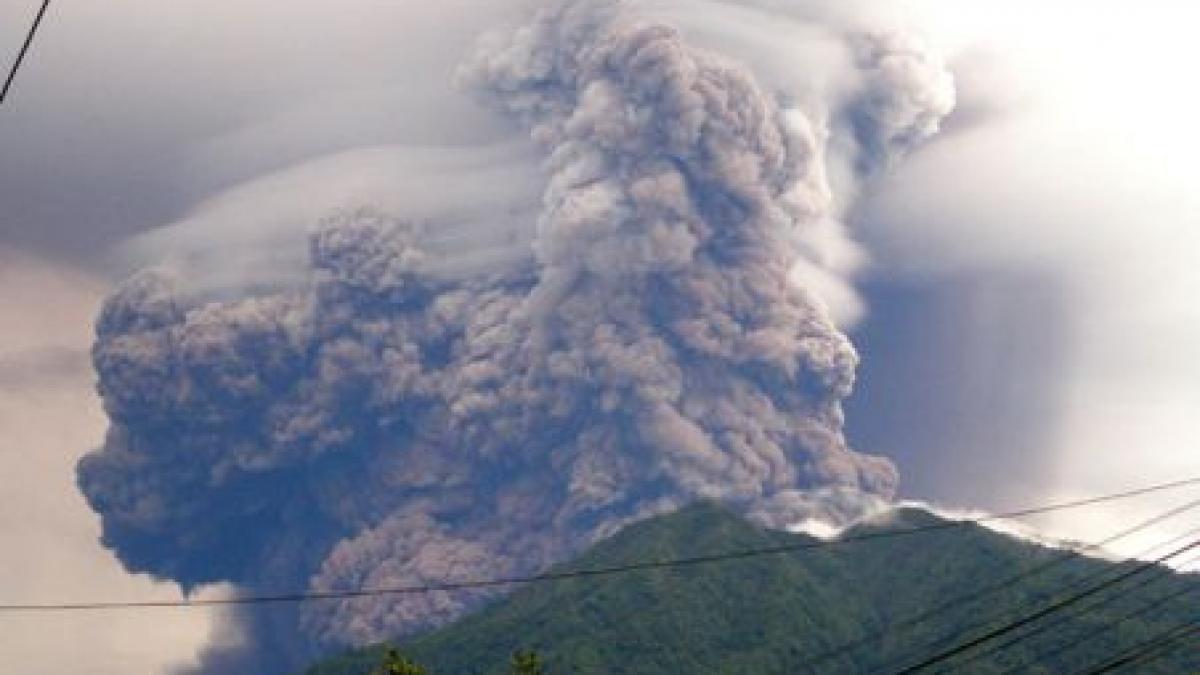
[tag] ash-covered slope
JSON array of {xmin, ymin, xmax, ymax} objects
[{"xmin": 307, "ymin": 504, "xmax": 1199, "ymax": 675}]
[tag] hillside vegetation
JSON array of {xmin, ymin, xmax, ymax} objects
[{"xmin": 306, "ymin": 503, "xmax": 1198, "ymax": 674}]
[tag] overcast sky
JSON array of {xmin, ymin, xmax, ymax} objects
[{"xmin": 2, "ymin": 1, "xmax": 1199, "ymax": 671}]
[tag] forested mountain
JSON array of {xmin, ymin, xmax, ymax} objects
[{"xmin": 306, "ymin": 503, "xmax": 1198, "ymax": 674}]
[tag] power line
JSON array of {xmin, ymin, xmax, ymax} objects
[
  {"xmin": 1, "ymin": 475, "xmax": 1199, "ymax": 613},
  {"xmin": 884, "ymin": 537, "xmax": 1200, "ymax": 674},
  {"xmin": 1069, "ymin": 619, "xmax": 1200, "ymax": 675},
  {"xmin": 952, "ymin": 532, "xmax": 1200, "ymax": 673},
  {"xmin": 801, "ymin": 497, "xmax": 1200, "ymax": 672},
  {"xmin": 1002, "ymin": 562, "xmax": 1199, "ymax": 675},
  {"xmin": 1, "ymin": 0, "xmax": 51, "ymax": 105},
  {"xmin": 865, "ymin": 517, "xmax": 1200, "ymax": 674}
]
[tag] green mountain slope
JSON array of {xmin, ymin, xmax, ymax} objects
[{"xmin": 305, "ymin": 503, "xmax": 1198, "ymax": 674}]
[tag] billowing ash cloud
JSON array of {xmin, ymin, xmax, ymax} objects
[
  {"xmin": 77, "ymin": 0, "xmax": 952, "ymax": 669},
  {"xmin": 846, "ymin": 29, "xmax": 956, "ymax": 173}
]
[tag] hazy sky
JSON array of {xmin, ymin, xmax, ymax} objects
[
  {"xmin": 852, "ymin": 0, "xmax": 1200, "ymax": 553},
  {"xmin": 2, "ymin": 0, "xmax": 1199, "ymax": 671}
]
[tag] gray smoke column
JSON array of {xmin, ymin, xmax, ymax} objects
[{"xmin": 77, "ymin": 0, "xmax": 952, "ymax": 668}]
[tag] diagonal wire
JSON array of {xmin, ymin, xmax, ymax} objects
[
  {"xmin": 999, "ymin": 560, "xmax": 1200, "ymax": 675},
  {"xmin": 1, "ymin": 476, "xmax": 1199, "ymax": 613},
  {"xmin": 1068, "ymin": 619, "xmax": 1200, "ymax": 675},
  {"xmin": 960, "ymin": 547, "xmax": 1199, "ymax": 673},
  {"xmin": 943, "ymin": 524, "xmax": 1200, "ymax": 673},
  {"xmin": 882, "ymin": 537, "xmax": 1200, "ymax": 674},
  {"xmin": 1, "ymin": 0, "xmax": 51, "ymax": 105},
  {"xmin": 803, "ymin": 497, "xmax": 1200, "ymax": 673}
]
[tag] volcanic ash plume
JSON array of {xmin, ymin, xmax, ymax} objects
[{"xmin": 77, "ymin": 0, "xmax": 953, "ymax": 664}]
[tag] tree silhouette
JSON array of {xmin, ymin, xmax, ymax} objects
[
  {"xmin": 372, "ymin": 646, "xmax": 428, "ymax": 675},
  {"xmin": 509, "ymin": 649, "xmax": 545, "ymax": 675}
]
